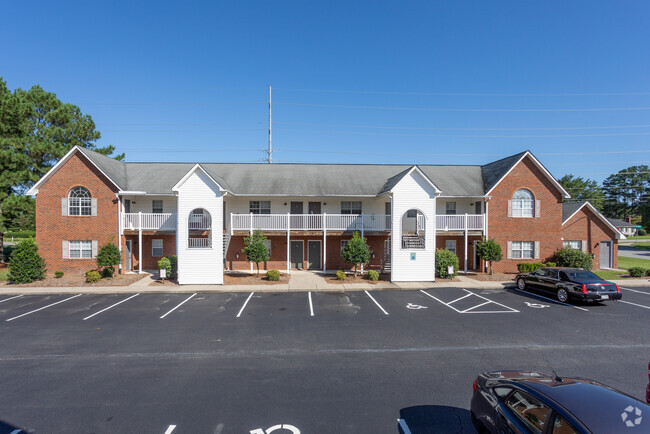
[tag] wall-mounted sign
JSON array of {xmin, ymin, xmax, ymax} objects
[{"xmin": 410, "ymin": 252, "xmax": 416, "ymax": 261}]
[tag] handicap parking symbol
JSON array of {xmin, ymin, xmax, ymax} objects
[
  {"xmin": 406, "ymin": 303, "xmax": 427, "ymax": 310},
  {"xmin": 251, "ymin": 424, "xmax": 300, "ymax": 434},
  {"xmin": 525, "ymin": 301, "xmax": 549, "ymax": 309}
]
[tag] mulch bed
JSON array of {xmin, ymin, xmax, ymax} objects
[
  {"xmin": 0, "ymin": 273, "xmax": 146, "ymax": 287},
  {"xmin": 328, "ymin": 273, "xmax": 390, "ymax": 284},
  {"xmin": 464, "ymin": 272, "xmax": 517, "ymax": 281},
  {"xmin": 224, "ymin": 272, "xmax": 290, "ymax": 285}
]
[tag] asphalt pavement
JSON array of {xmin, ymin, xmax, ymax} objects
[
  {"xmin": 619, "ymin": 244, "xmax": 650, "ymax": 260},
  {"xmin": 0, "ymin": 285, "xmax": 649, "ymax": 433}
]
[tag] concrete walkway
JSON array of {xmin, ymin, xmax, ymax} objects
[{"xmin": 1, "ymin": 271, "xmax": 648, "ymax": 295}]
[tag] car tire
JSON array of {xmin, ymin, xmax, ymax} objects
[
  {"xmin": 517, "ymin": 278, "xmax": 527, "ymax": 290},
  {"xmin": 557, "ymin": 288, "xmax": 569, "ymax": 302}
]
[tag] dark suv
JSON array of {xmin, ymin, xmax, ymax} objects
[{"xmin": 515, "ymin": 267, "xmax": 621, "ymax": 302}]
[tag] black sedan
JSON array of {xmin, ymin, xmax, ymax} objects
[
  {"xmin": 515, "ymin": 267, "xmax": 621, "ymax": 302},
  {"xmin": 471, "ymin": 370, "xmax": 650, "ymax": 433}
]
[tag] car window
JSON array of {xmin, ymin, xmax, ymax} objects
[
  {"xmin": 559, "ymin": 271, "xmax": 570, "ymax": 281},
  {"xmin": 567, "ymin": 270, "xmax": 601, "ymax": 280},
  {"xmin": 493, "ymin": 387, "xmax": 512, "ymax": 398},
  {"xmin": 552, "ymin": 413, "xmax": 578, "ymax": 434},
  {"xmin": 505, "ymin": 390, "xmax": 551, "ymax": 433}
]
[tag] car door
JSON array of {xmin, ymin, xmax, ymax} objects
[
  {"xmin": 526, "ymin": 270, "xmax": 544, "ymax": 289},
  {"xmin": 498, "ymin": 389, "xmax": 553, "ymax": 434},
  {"xmin": 537, "ymin": 269, "xmax": 559, "ymax": 292}
]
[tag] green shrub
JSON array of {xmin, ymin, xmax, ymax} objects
[
  {"xmin": 85, "ymin": 270, "xmax": 101, "ymax": 283},
  {"xmin": 266, "ymin": 269, "xmax": 281, "ymax": 281},
  {"xmin": 7, "ymin": 239, "xmax": 46, "ymax": 283},
  {"xmin": 545, "ymin": 262, "xmax": 556, "ymax": 267},
  {"xmin": 341, "ymin": 232, "xmax": 372, "ymax": 276},
  {"xmin": 54, "ymin": 271, "xmax": 64, "ymax": 278},
  {"xmin": 628, "ymin": 267, "xmax": 647, "ymax": 277},
  {"xmin": 102, "ymin": 267, "xmax": 114, "ymax": 278},
  {"xmin": 5, "ymin": 230, "xmax": 35, "ymax": 239},
  {"xmin": 517, "ymin": 262, "xmax": 545, "ymax": 273},
  {"xmin": 169, "ymin": 255, "xmax": 178, "ymax": 279},
  {"xmin": 638, "ymin": 228, "xmax": 647, "ymax": 236},
  {"xmin": 553, "ymin": 247, "xmax": 593, "ymax": 269},
  {"xmin": 3, "ymin": 245, "xmax": 16, "ymax": 262},
  {"xmin": 367, "ymin": 270, "xmax": 379, "ymax": 281},
  {"xmin": 336, "ymin": 270, "xmax": 346, "ymax": 280},
  {"xmin": 646, "ymin": 268, "xmax": 650, "ymax": 277},
  {"xmin": 157, "ymin": 257, "xmax": 172, "ymax": 279},
  {"xmin": 96, "ymin": 241, "xmax": 121, "ymax": 274},
  {"xmin": 436, "ymin": 248, "xmax": 459, "ymax": 279}
]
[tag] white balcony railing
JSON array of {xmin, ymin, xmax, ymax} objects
[
  {"xmin": 188, "ymin": 237, "xmax": 212, "ymax": 248},
  {"xmin": 230, "ymin": 214, "xmax": 391, "ymax": 232},
  {"xmin": 436, "ymin": 214, "xmax": 485, "ymax": 231},
  {"xmin": 122, "ymin": 213, "xmax": 177, "ymax": 231}
]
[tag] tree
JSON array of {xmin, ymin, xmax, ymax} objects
[
  {"xmin": 602, "ymin": 165, "xmax": 650, "ymax": 220},
  {"xmin": 341, "ymin": 232, "xmax": 372, "ymax": 276},
  {"xmin": 7, "ymin": 238, "xmax": 46, "ymax": 283},
  {"xmin": 95, "ymin": 241, "xmax": 121, "ymax": 274},
  {"xmin": 476, "ymin": 239, "xmax": 503, "ymax": 275},
  {"xmin": 0, "ymin": 78, "xmax": 124, "ymax": 260},
  {"xmin": 557, "ymin": 174, "xmax": 605, "ymax": 211},
  {"xmin": 242, "ymin": 230, "xmax": 270, "ymax": 275}
]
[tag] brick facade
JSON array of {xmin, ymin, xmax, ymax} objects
[
  {"xmin": 562, "ymin": 206, "xmax": 619, "ymax": 270},
  {"xmin": 487, "ymin": 155, "xmax": 564, "ymax": 273},
  {"xmin": 436, "ymin": 235, "xmax": 484, "ymax": 270},
  {"xmin": 122, "ymin": 234, "xmax": 177, "ymax": 271},
  {"xmin": 35, "ymin": 152, "xmax": 120, "ymax": 274}
]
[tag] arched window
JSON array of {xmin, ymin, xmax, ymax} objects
[
  {"xmin": 188, "ymin": 208, "xmax": 212, "ymax": 248},
  {"xmin": 512, "ymin": 189, "xmax": 534, "ymax": 217},
  {"xmin": 69, "ymin": 186, "xmax": 92, "ymax": 216},
  {"xmin": 401, "ymin": 209, "xmax": 425, "ymax": 249}
]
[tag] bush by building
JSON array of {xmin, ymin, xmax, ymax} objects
[
  {"xmin": 435, "ymin": 248, "xmax": 459, "ymax": 279},
  {"xmin": 553, "ymin": 247, "xmax": 593, "ymax": 269},
  {"xmin": 266, "ymin": 269, "xmax": 281, "ymax": 281},
  {"xmin": 367, "ymin": 270, "xmax": 379, "ymax": 281},
  {"xmin": 85, "ymin": 270, "xmax": 101, "ymax": 283},
  {"xmin": 336, "ymin": 270, "xmax": 346, "ymax": 280},
  {"xmin": 7, "ymin": 239, "xmax": 46, "ymax": 283}
]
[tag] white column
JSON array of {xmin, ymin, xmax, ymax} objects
[
  {"xmin": 250, "ymin": 213, "xmax": 253, "ymax": 274},
  {"xmin": 138, "ymin": 211, "xmax": 142, "ymax": 274},
  {"xmin": 323, "ymin": 212, "xmax": 327, "ymax": 274},
  {"xmin": 360, "ymin": 214, "xmax": 365, "ymax": 273},
  {"xmin": 286, "ymin": 213, "xmax": 291, "ymax": 274},
  {"xmin": 230, "ymin": 213, "xmax": 233, "ymax": 235},
  {"xmin": 464, "ymin": 213, "xmax": 468, "ymax": 274},
  {"xmin": 484, "ymin": 199, "xmax": 489, "ymax": 272},
  {"xmin": 117, "ymin": 196, "xmax": 122, "ymax": 274}
]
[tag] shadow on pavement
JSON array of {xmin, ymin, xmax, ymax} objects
[
  {"xmin": 398, "ymin": 405, "xmax": 476, "ymax": 433},
  {"xmin": 0, "ymin": 418, "xmax": 30, "ymax": 433},
  {"xmin": 503, "ymin": 287, "xmax": 606, "ymax": 308}
]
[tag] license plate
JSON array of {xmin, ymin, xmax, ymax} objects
[{"xmin": 601, "ymin": 294, "xmax": 609, "ymax": 300}]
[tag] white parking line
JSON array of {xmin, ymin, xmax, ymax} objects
[
  {"xmin": 447, "ymin": 293, "xmax": 472, "ymax": 304},
  {"xmin": 0, "ymin": 295, "xmax": 23, "ymax": 304},
  {"xmin": 397, "ymin": 418, "xmax": 412, "ymax": 434},
  {"xmin": 160, "ymin": 293, "xmax": 197, "ymax": 319},
  {"xmin": 236, "ymin": 292, "xmax": 255, "ymax": 318},
  {"xmin": 619, "ymin": 300, "xmax": 650, "ymax": 310},
  {"xmin": 420, "ymin": 289, "xmax": 519, "ymax": 314},
  {"xmin": 511, "ymin": 288, "xmax": 588, "ymax": 312},
  {"xmin": 163, "ymin": 425, "xmax": 176, "ymax": 434},
  {"xmin": 622, "ymin": 287, "xmax": 650, "ymax": 295},
  {"xmin": 308, "ymin": 292, "xmax": 314, "ymax": 317},
  {"xmin": 6, "ymin": 294, "xmax": 82, "ymax": 322},
  {"xmin": 83, "ymin": 293, "xmax": 140, "ymax": 320},
  {"xmin": 462, "ymin": 301, "xmax": 491, "ymax": 313},
  {"xmin": 365, "ymin": 290, "xmax": 389, "ymax": 315}
]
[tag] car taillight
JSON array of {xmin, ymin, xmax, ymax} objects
[
  {"xmin": 582, "ymin": 284, "xmax": 588, "ymax": 294},
  {"xmin": 616, "ymin": 283, "xmax": 621, "ymax": 293},
  {"xmin": 473, "ymin": 379, "xmax": 478, "ymax": 392}
]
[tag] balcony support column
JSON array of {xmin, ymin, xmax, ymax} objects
[
  {"xmin": 464, "ymin": 213, "xmax": 468, "ymax": 274},
  {"xmin": 138, "ymin": 212, "xmax": 143, "ymax": 274},
  {"xmin": 250, "ymin": 213, "xmax": 253, "ymax": 274},
  {"xmin": 360, "ymin": 214, "xmax": 364, "ymax": 274},
  {"xmin": 286, "ymin": 213, "xmax": 291, "ymax": 274},
  {"xmin": 323, "ymin": 213, "xmax": 327, "ymax": 274}
]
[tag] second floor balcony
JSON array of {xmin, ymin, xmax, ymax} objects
[
  {"xmin": 123, "ymin": 212, "xmax": 177, "ymax": 231},
  {"xmin": 230, "ymin": 213, "xmax": 391, "ymax": 233}
]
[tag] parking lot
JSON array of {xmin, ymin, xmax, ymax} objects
[{"xmin": 0, "ymin": 285, "xmax": 649, "ymax": 433}]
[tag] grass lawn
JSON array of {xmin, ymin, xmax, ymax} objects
[
  {"xmin": 0, "ymin": 268, "xmax": 8, "ymax": 281},
  {"xmin": 628, "ymin": 242, "xmax": 650, "ymax": 249},
  {"xmin": 593, "ymin": 256, "xmax": 650, "ymax": 280},
  {"xmin": 622, "ymin": 235, "xmax": 650, "ymax": 240},
  {"xmin": 594, "ymin": 269, "xmax": 626, "ymax": 280}
]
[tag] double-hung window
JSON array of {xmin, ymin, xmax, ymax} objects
[
  {"xmin": 445, "ymin": 202, "xmax": 456, "ymax": 215},
  {"xmin": 445, "ymin": 240, "xmax": 457, "ymax": 254},
  {"xmin": 152, "ymin": 239, "xmax": 163, "ymax": 257},
  {"xmin": 249, "ymin": 201, "xmax": 271, "ymax": 214},
  {"xmin": 341, "ymin": 201, "xmax": 362, "ymax": 214},
  {"xmin": 264, "ymin": 240, "xmax": 272, "ymax": 256},
  {"xmin": 69, "ymin": 241, "xmax": 92, "ymax": 259},
  {"xmin": 512, "ymin": 241, "xmax": 534, "ymax": 259},
  {"xmin": 563, "ymin": 240, "xmax": 582, "ymax": 250},
  {"xmin": 152, "ymin": 200, "xmax": 163, "ymax": 213}
]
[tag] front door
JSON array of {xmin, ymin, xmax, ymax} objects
[
  {"xmin": 308, "ymin": 240, "xmax": 321, "ymax": 269},
  {"xmin": 474, "ymin": 201, "xmax": 482, "ymax": 214},
  {"xmin": 124, "ymin": 200, "xmax": 131, "ymax": 213},
  {"xmin": 291, "ymin": 202, "xmax": 303, "ymax": 230},
  {"xmin": 308, "ymin": 202, "xmax": 321, "ymax": 214},
  {"xmin": 290, "ymin": 241, "xmax": 304, "ymax": 269},
  {"xmin": 600, "ymin": 241, "xmax": 612, "ymax": 269},
  {"xmin": 125, "ymin": 240, "xmax": 133, "ymax": 271}
]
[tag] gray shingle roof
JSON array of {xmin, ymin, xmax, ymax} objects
[
  {"xmin": 562, "ymin": 201, "xmax": 587, "ymax": 222},
  {"xmin": 76, "ymin": 147, "xmax": 533, "ymax": 197},
  {"xmin": 607, "ymin": 218, "xmax": 634, "ymax": 228}
]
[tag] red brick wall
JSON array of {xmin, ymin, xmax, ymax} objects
[
  {"xmin": 436, "ymin": 235, "xmax": 484, "ymax": 270},
  {"xmin": 35, "ymin": 152, "xmax": 119, "ymax": 274},
  {"xmin": 123, "ymin": 234, "xmax": 177, "ymax": 271},
  {"xmin": 561, "ymin": 207, "xmax": 619, "ymax": 269},
  {"xmin": 487, "ymin": 156, "xmax": 564, "ymax": 273},
  {"xmin": 226, "ymin": 234, "xmax": 387, "ymax": 272}
]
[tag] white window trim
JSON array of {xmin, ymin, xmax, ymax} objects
[
  {"xmin": 341, "ymin": 201, "xmax": 362, "ymax": 214},
  {"xmin": 68, "ymin": 187, "xmax": 92, "ymax": 216},
  {"xmin": 264, "ymin": 239, "xmax": 272, "ymax": 257},
  {"xmin": 445, "ymin": 202, "xmax": 456, "ymax": 215},
  {"xmin": 563, "ymin": 240, "xmax": 582, "ymax": 250},
  {"xmin": 445, "ymin": 240, "xmax": 457, "ymax": 254},
  {"xmin": 512, "ymin": 241, "xmax": 534, "ymax": 259},
  {"xmin": 152, "ymin": 200, "xmax": 164, "ymax": 213},
  {"xmin": 152, "ymin": 239, "xmax": 163, "ymax": 257},
  {"xmin": 249, "ymin": 200, "xmax": 271, "ymax": 214},
  {"xmin": 69, "ymin": 241, "xmax": 93, "ymax": 259},
  {"xmin": 512, "ymin": 189, "xmax": 534, "ymax": 218}
]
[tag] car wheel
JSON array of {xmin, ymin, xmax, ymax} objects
[
  {"xmin": 557, "ymin": 288, "xmax": 569, "ymax": 302},
  {"xmin": 517, "ymin": 278, "xmax": 527, "ymax": 290}
]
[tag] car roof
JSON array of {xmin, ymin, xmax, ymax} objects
[{"xmin": 513, "ymin": 377, "xmax": 649, "ymax": 430}]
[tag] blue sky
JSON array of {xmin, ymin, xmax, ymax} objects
[{"xmin": 2, "ymin": 0, "xmax": 649, "ymax": 183}]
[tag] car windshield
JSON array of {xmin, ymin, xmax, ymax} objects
[{"xmin": 563, "ymin": 270, "xmax": 601, "ymax": 281}]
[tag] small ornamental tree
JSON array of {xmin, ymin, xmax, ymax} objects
[
  {"xmin": 476, "ymin": 239, "xmax": 503, "ymax": 275},
  {"xmin": 158, "ymin": 257, "xmax": 172, "ymax": 282},
  {"xmin": 243, "ymin": 230, "xmax": 270, "ymax": 275},
  {"xmin": 341, "ymin": 232, "xmax": 372, "ymax": 276},
  {"xmin": 96, "ymin": 241, "xmax": 121, "ymax": 274},
  {"xmin": 7, "ymin": 238, "xmax": 46, "ymax": 283}
]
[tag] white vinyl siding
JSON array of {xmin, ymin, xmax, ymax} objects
[
  {"xmin": 152, "ymin": 239, "xmax": 163, "ymax": 257},
  {"xmin": 249, "ymin": 200, "xmax": 271, "ymax": 214},
  {"xmin": 69, "ymin": 241, "xmax": 93, "ymax": 259},
  {"xmin": 512, "ymin": 241, "xmax": 534, "ymax": 259},
  {"xmin": 445, "ymin": 202, "xmax": 456, "ymax": 215},
  {"xmin": 341, "ymin": 201, "xmax": 362, "ymax": 214},
  {"xmin": 445, "ymin": 240, "xmax": 456, "ymax": 253}
]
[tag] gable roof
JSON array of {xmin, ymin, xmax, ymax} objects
[
  {"xmin": 483, "ymin": 151, "xmax": 571, "ymax": 199},
  {"xmin": 171, "ymin": 164, "xmax": 229, "ymax": 193},
  {"xmin": 377, "ymin": 166, "xmax": 441, "ymax": 195},
  {"xmin": 607, "ymin": 218, "xmax": 635, "ymax": 228},
  {"xmin": 562, "ymin": 201, "xmax": 625, "ymax": 239}
]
